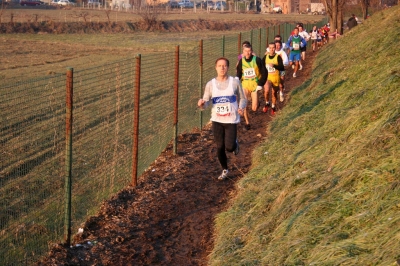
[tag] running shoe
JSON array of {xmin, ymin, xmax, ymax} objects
[
  {"xmin": 299, "ymin": 65, "xmax": 303, "ymax": 70},
  {"xmin": 245, "ymin": 124, "xmax": 251, "ymax": 130},
  {"xmin": 293, "ymin": 72, "xmax": 297, "ymax": 78},
  {"xmin": 271, "ymin": 107, "xmax": 277, "ymax": 116},
  {"xmin": 291, "ymin": 64, "xmax": 295, "ymax": 69},
  {"xmin": 280, "ymin": 91, "xmax": 284, "ymax": 102},
  {"xmin": 218, "ymin": 169, "xmax": 229, "ymax": 180},
  {"xmin": 262, "ymin": 102, "xmax": 270, "ymax": 113},
  {"xmin": 233, "ymin": 139, "xmax": 239, "ymax": 155}
]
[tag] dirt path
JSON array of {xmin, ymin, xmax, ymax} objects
[{"xmin": 37, "ymin": 50, "xmax": 317, "ymax": 266}]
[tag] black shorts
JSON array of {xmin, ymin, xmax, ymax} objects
[{"xmin": 300, "ymin": 46, "xmax": 307, "ymax": 52}]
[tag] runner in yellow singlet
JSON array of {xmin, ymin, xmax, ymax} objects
[
  {"xmin": 236, "ymin": 44, "xmax": 267, "ymax": 130},
  {"xmin": 265, "ymin": 37, "xmax": 289, "ymax": 103},
  {"xmin": 261, "ymin": 42, "xmax": 285, "ymax": 115}
]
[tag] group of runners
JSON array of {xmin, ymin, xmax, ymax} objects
[
  {"xmin": 310, "ymin": 24, "xmax": 331, "ymax": 51},
  {"xmin": 198, "ymin": 23, "xmax": 316, "ymax": 180}
]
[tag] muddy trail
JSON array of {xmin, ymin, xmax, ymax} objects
[{"xmin": 37, "ymin": 50, "xmax": 318, "ymax": 266}]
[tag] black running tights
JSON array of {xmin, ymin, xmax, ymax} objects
[{"xmin": 212, "ymin": 122, "xmax": 237, "ymax": 170}]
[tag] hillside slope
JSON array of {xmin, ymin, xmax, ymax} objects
[{"xmin": 210, "ymin": 6, "xmax": 400, "ymax": 266}]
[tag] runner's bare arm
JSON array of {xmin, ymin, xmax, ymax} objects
[
  {"xmin": 235, "ymin": 79, "xmax": 247, "ymax": 112},
  {"xmin": 198, "ymin": 81, "xmax": 212, "ymax": 109}
]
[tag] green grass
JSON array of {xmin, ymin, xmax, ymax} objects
[{"xmin": 210, "ymin": 5, "xmax": 400, "ymax": 266}]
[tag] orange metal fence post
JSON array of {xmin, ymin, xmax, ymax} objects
[
  {"xmin": 238, "ymin": 32, "xmax": 241, "ymax": 55},
  {"xmin": 131, "ymin": 54, "xmax": 141, "ymax": 187},
  {"xmin": 64, "ymin": 67, "xmax": 73, "ymax": 246},
  {"xmin": 222, "ymin": 35, "xmax": 225, "ymax": 57},
  {"xmin": 258, "ymin": 28, "xmax": 262, "ymax": 55},
  {"xmin": 173, "ymin": 45, "xmax": 179, "ymax": 155},
  {"xmin": 199, "ymin": 40, "xmax": 203, "ymax": 130}
]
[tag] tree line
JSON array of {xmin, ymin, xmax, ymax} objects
[{"xmin": 322, "ymin": 0, "xmax": 397, "ymax": 34}]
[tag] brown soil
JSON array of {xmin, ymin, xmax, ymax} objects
[{"xmin": 37, "ymin": 48, "xmax": 318, "ymax": 266}]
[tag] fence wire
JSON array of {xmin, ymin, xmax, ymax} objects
[
  {"xmin": 177, "ymin": 47, "xmax": 202, "ymax": 135},
  {"xmin": 71, "ymin": 59, "xmax": 136, "ymax": 229},
  {"xmin": 0, "ymin": 75, "xmax": 66, "ymax": 265},
  {"xmin": 137, "ymin": 52, "xmax": 176, "ymax": 176},
  {"xmin": 0, "ymin": 19, "xmax": 328, "ymax": 266}
]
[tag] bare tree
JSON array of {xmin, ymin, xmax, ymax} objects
[
  {"xmin": 359, "ymin": 0, "xmax": 370, "ymax": 19},
  {"xmin": 10, "ymin": 12, "xmax": 14, "ymax": 25},
  {"xmin": 0, "ymin": 0, "xmax": 8, "ymax": 24},
  {"xmin": 322, "ymin": 0, "xmax": 345, "ymax": 33},
  {"xmin": 337, "ymin": 0, "xmax": 345, "ymax": 34},
  {"xmin": 138, "ymin": 4, "xmax": 163, "ymax": 31},
  {"xmin": 322, "ymin": 0, "xmax": 335, "ymax": 31},
  {"xmin": 72, "ymin": 11, "xmax": 91, "ymax": 22},
  {"xmin": 104, "ymin": 10, "xmax": 111, "ymax": 24},
  {"xmin": 33, "ymin": 13, "xmax": 39, "ymax": 23}
]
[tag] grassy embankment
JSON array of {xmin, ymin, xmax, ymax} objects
[{"xmin": 210, "ymin": 5, "xmax": 400, "ymax": 266}]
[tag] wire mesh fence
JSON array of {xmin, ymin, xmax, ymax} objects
[
  {"xmin": 0, "ymin": 18, "xmax": 328, "ymax": 265},
  {"xmin": 0, "ymin": 75, "xmax": 66, "ymax": 265}
]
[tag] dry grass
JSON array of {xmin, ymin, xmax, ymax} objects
[
  {"xmin": 0, "ymin": 4, "xmax": 325, "ymax": 85},
  {"xmin": 0, "ymin": 5, "xmax": 323, "ymax": 23},
  {"xmin": 210, "ymin": 5, "xmax": 400, "ymax": 266},
  {"xmin": 0, "ymin": 9, "xmax": 320, "ymax": 83}
]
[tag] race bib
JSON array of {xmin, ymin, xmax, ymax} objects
[
  {"xmin": 293, "ymin": 43, "xmax": 300, "ymax": 50},
  {"xmin": 267, "ymin": 66, "xmax": 276, "ymax": 73},
  {"xmin": 243, "ymin": 68, "xmax": 256, "ymax": 78},
  {"xmin": 216, "ymin": 103, "xmax": 230, "ymax": 116}
]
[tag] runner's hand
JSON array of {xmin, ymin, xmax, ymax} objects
[{"xmin": 198, "ymin": 99, "xmax": 205, "ymax": 107}]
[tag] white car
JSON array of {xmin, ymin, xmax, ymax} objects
[
  {"xmin": 88, "ymin": 0, "xmax": 101, "ymax": 7},
  {"xmin": 114, "ymin": 1, "xmax": 131, "ymax": 9},
  {"xmin": 178, "ymin": 0, "xmax": 194, "ymax": 8},
  {"xmin": 214, "ymin": 1, "xmax": 226, "ymax": 10},
  {"xmin": 58, "ymin": 0, "xmax": 75, "ymax": 6}
]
